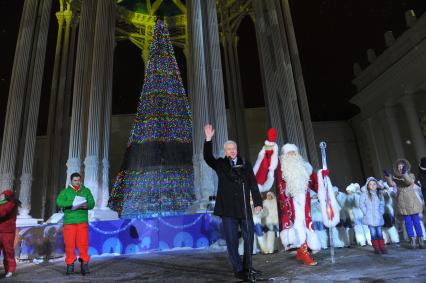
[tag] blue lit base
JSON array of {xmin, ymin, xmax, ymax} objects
[{"xmin": 16, "ymin": 213, "xmax": 223, "ymax": 259}]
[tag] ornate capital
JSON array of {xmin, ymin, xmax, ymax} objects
[{"xmin": 56, "ymin": 11, "xmax": 65, "ymax": 26}]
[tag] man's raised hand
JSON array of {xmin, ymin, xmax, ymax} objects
[{"xmin": 204, "ymin": 124, "xmax": 215, "ymax": 141}]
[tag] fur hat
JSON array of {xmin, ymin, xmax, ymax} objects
[
  {"xmin": 362, "ymin": 177, "xmax": 378, "ymax": 192},
  {"xmin": 282, "ymin": 143, "xmax": 298, "ymax": 155},
  {"xmin": 393, "ymin": 158, "xmax": 411, "ymax": 176},
  {"xmin": 266, "ymin": 191, "xmax": 275, "ymax": 198},
  {"xmin": 419, "ymin": 157, "xmax": 426, "ymax": 171},
  {"xmin": 345, "ymin": 183, "xmax": 360, "ymax": 194}
]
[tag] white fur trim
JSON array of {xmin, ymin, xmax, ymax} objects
[
  {"xmin": 317, "ymin": 170, "xmax": 340, "ymax": 228},
  {"xmin": 254, "ymin": 143, "xmax": 279, "ymax": 192},
  {"xmin": 253, "ymin": 148, "xmax": 265, "ymax": 174},
  {"xmin": 292, "ymin": 193, "xmax": 307, "ymax": 247},
  {"xmin": 280, "ymin": 228, "xmax": 297, "ymax": 250},
  {"xmin": 282, "ymin": 143, "xmax": 298, "ymax": 155},
  {"xmin": 306, "ymin": 228, "xmax": 321, "ymax": 251}
]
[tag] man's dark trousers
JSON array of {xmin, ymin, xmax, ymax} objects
[{"xmin": 222, "ymin": 216, "xmax": 254, "ymax": 273}]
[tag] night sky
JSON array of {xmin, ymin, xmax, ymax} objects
[{"xmin": 0, "ymin": 0, "xmax": 425, "ymax": 139}]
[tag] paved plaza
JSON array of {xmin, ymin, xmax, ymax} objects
[{"xmin": 3, "ymin": 243, "xmax": 426, "ymax": 282}]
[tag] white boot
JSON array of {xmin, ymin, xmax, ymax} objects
[
  {"xmin": 266, "ymin": 231, "xmax": 276, "ymax": 254},
  {"xmin": 354, "ymin": 225, "xmax": 366, "ymax": 246},
  {"xmin": 5, "ymin": 272, "xmax": 13, "ymax": 278},
  {"xmin": 253, "ymin": 234, "xmax": 259, "ymax": 254},
  {"xmin": 387, "ymin": 226, "xmax": 400, "ymax": 243},
  {"xmin": 383, "ymin": 228, "xmax": 390, "ymax": 244},
  {"xmin": 256, "ymin": 235, "xmax": 268, "ymax": 254},
  {"xmin": 316, "ymin": 230, "xmax": 328, "ymax": 249},
  {"xmin": 333, "ymin": 227, "xmax": 345, "ymax": 248},
  {"xmin": 238, "ymin": 237, "xmax": 244, "ymax": 256},
  {"xmin": 363, "ymin": 225, "xmax": 372, "ymax": 245}
]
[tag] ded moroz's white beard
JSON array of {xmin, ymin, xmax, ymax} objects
[{"xmin": 281, "ymin": 154, "xmax": 311, "ymax": 197}]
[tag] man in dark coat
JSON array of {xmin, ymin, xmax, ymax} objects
[{"xmin": 203, "ymin": 124, "xmax": 263, "ymax": 280}]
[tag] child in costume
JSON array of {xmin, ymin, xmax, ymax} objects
[
  {"xmin": 359, "ymin": 177, "xmax": 387, "ymax": 254},
  {"xmin": 346, "ymin": 183, "xmax": 372, "ymax": 246},
  {"xmin": 262, "ymin": 192, "xmax": 279, "ymax": 253}
]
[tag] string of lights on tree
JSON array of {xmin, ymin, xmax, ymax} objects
[{"xmin": 108, "ymin": 20, "xmax": 195, "ymax": 218}]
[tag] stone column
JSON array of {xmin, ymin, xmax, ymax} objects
[
  {"xmin": 66, "ymin": 0, "xmax": 97, "ymax": 183},
  {"xmin": 95, "ymin": 2, "xmax": 118, "ymax": 220},
  {"xmin": 280, "ymin": 0, "xmax": 318, "ymax": 167},
  {"xmin": 381, "ymin": 107, "xmax": 405, "ymax": 161},
  {"xmin": 253, "ymin": 0, "xmax": 309, "ymax": 160},
  {"xmin": 203, "ymin": 0, "xmax": 229, "ymax": 157},
  {"xmin": 187, "ymin": 0, "xmax": 215, "ymax": 203},
  {"xmin": 0, "ymin": 0, "xmax": 39, "ymax": 190},
  {"xmin": 401, "ymin": 95, "xmax": 426, "ymax": 161},
  {"xmin": 221, "ymin": 33, "xmax": 249, "ymax": 159},
  {"xmin": 84, "ymin": 0, "xmax": 114, "ymax": 207},
  {"xmin": 17, "ymin": 0, "xmax": 52, "ymax": 225},
  {"xmin": 361, "ymin": 118, "xmax": 382, "ymax": 177},
  {"xmin": 41, "ymin": 5, "xmax": 73, "ymax": 217}
]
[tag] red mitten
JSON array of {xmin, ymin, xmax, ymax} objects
[{"xmin": 322, "ymin": 169, "xmax": 329, "ymax": 177}]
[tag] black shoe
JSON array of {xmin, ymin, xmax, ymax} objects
[
  {"xmin": 234, "ymin": 270, "xmax": 248, "ymax": 280},
  {"xmin": 66, "ymin": 264, "xmax": 74, "ymax": 275},
  {"xmin": 245, "ymin": 267, "xmax": 262, "ymax": 275},
  {"xmin": 79, "ymin": 258, "xmax": 90, "ymax": 275}
]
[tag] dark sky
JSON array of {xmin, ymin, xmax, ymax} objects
[{"xmin": 1, "ymin": 0, "xmax": 426, "ymax": 139}]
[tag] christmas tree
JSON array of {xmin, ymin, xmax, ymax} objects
[{"xmin": 108, "ymin": 21, "xmax": 194, "ymax": 218}]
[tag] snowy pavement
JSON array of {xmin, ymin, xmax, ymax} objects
[{"xmin": 2, "ymin": 243, "xmax": 426, "ymax": 282}]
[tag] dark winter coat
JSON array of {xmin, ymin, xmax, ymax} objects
[
  {"xmin": 0, "ymin": 200, "xmax": 17, "ymax": 233},
  {"xmin": 418, "ymin": 157, "xmax": 426, "ymax": 198},
  {"xmin": 203, "ymin": 140, "xmax": 262, "ymax": 219}
]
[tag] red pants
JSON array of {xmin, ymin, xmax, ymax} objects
[
  {"xmin": 0, "ymin": 232, "xmax": 16, "ymax": 273},
  {"xmin": 63, "ymin": 223, "xmax": 90, "ymax": 265}
]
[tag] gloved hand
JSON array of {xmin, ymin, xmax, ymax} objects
[
  {"xmin": 383, "ymin": 169, "xmax": 390, "ymax": 177},
  {"xmin": 322, "ymin": 169, "xmax": 329, "ymax": 177}
]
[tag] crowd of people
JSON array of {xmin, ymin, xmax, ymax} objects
[{"xmin": 241, "ymin": 149, "xmax": 426, "ymax": 260}]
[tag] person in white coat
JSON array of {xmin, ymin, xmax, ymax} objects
[
  {"xmin": 262, "ymin": 192, "xmax": 279, "ymax": 254},
  {"xmin": 346, "ymin": 183, "xmax": 372, "ymax": 246}
]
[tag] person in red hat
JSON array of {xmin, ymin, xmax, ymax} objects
[
  {"xmin": 276, "ymin": 143, "xmax": 340, "ymax": 266},
  {"xmin": 0, "ymin": 189, "xmax": 21, "ymax": 278}
]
